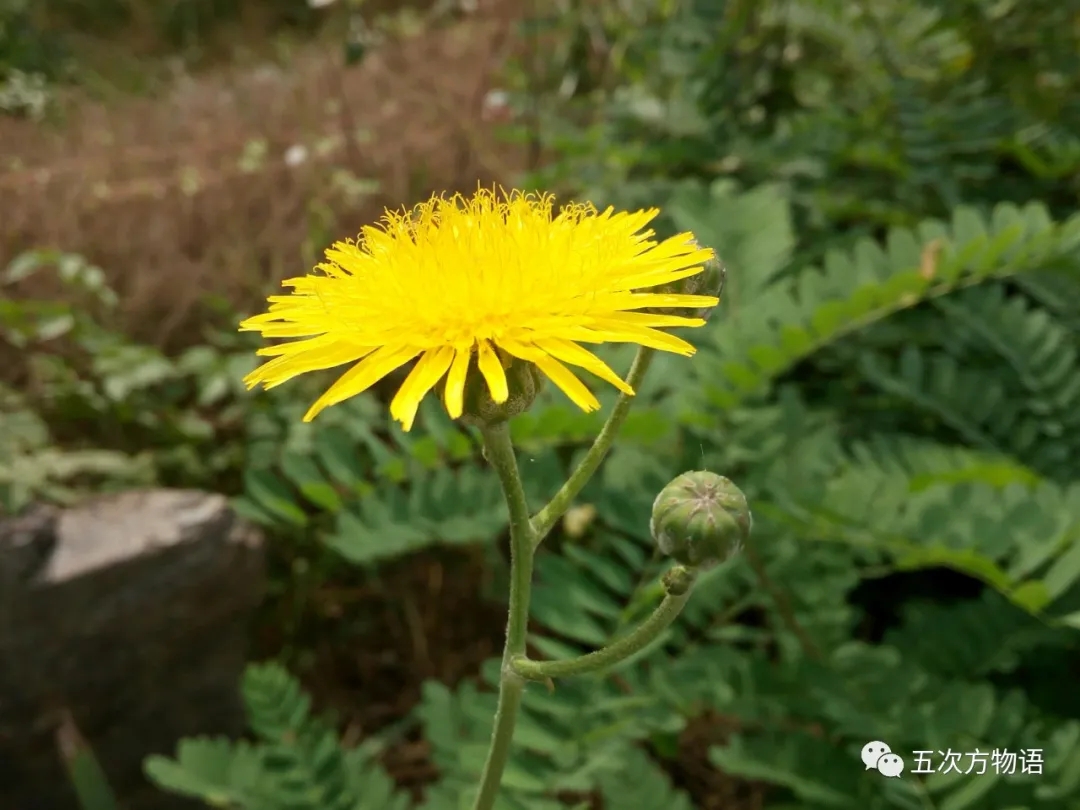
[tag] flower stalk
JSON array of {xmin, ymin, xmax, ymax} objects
[
  {"xmin": 236, "ymin": 187, "xmax": 728, "ymax": 810},
  {"xmin": 471, "ymin": 421, "xmax": 536, "ymax": 810},
  {"xmin": 511, "ymin": 565, "xmax": 698, "ymax": 681}
]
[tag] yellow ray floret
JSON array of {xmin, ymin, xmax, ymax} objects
[{"xmin": 240, "ymin": 188, "xmax": 719, "ymax": 431}]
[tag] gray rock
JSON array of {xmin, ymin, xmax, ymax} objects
[{"xmin": 0, "ymin": 489, "xmax": 265, "ymax": 810}]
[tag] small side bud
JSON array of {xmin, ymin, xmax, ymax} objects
[
  {"xmin": 459, "ymin": 353, "xmax": 545, "ymax": 428},
  {"xmin": 643, "ymin": 242, "xmax": 726, "ymax": 323},
  {"xmin": 650, "ymin": 471, "xmax": 751, "ymax": 569},
  {"xmin": 690, "ymin": 253, "xmax": 726, "ymax": 322},
  {"xmin": 661, "ymin": 565, "xmax": 696, "ymax": 596}
]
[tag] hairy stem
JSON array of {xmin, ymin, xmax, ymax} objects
[
  {"xmin": 511, "ymin": 566, "xmax": 697, "ymax": 681},
  {"xmin": 472, "ymin": 421, "xmax": 537, "ymax": 810},
  {"xmin": 530, "ymin": 347, "xmax": 655, "ymax": 546}
]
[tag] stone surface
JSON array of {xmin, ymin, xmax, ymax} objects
[{"xmin": 0, "ymin": 489, "xmax": 265, "ymax": 810}]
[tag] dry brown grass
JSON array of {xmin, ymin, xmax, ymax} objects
[{"xmin": 1, "ymin": 0, "xmax": 527, "ymax": 351}]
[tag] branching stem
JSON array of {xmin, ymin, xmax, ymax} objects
[
  {"xmin": 530, "ymin": 347, "xmax": 655, "ymax": 547},
  {"xmin": 511, "ymin": 566, "xmax": 697, "ymax": 681}
]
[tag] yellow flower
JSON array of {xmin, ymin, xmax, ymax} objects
[{"xmin": 240, "ymin": 188, "xmax": 718, "ymax": 431}]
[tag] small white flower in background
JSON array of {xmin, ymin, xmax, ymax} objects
[
  {"xmin": 0, "ymin": 70, "xmax": 50, "ymax": 121},
  {"xmin": 284, "ymin": 144, "xmax": 309, "ymax": 167},
  {"xmin": 308, "ymin": 0, "xmax": 337, "ymax": 8},
  {"xmin": 482, "ymin": 89, "xmax": 511, "ymax": 123}
]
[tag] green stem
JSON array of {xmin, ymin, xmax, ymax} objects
[
  {"xmin": 472, "ymin": 421, "xmax": 537, "ymax": 810},
  {"xmin": 530, "ymin": 347, "xmax": 655, "ymax": 547},
  {"xmin": 511, "ymin": 565, "xmax": 697, "ymax": 681}
]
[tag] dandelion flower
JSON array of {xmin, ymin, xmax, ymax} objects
[{"xmin": 240, "ymin": 188, "xmax": 719, "ymax": 431}]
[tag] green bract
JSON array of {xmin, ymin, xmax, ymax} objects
[
  {"xmin": 650, "ymin": 471, "xmax": 751, "ymax": 568},
  {"xmin": 457, "ymin": 354, "xmax": 546, "ymax": 428}
]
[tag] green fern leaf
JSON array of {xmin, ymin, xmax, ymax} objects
[
  {"xmin": 144, "ymin": 737, "xmax": 263, "ymax": 807},
  {"xmin": 692, "ymin": 202, "xmax": 1080, "ymax": 411},
  {"xmin": 324, "ymin": 466, "xmax": 506, "ymax": 564}
]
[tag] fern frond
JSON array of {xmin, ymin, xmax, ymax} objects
[
  {"xmin": 884, "ymin": 589, "xmax": 1065, "ymax": 678},
  {"xmin": 768, "ymin": 454, "xmax": 1080, "ymax": 615},
  {"xmin": 931, "ymin": 284, "xmax": 1080, "ymax": 478},
  {"xmin": 688, "ymin": 200, "xmax": 1080, "ymax": 411},
  {"xmin": 144, "ymin": 737, "xmax": 264, "ymax": 807},
  {"xmin": 595, "ymin": 746, "xmax": 694, "ymax": 810},
  {"xmin": 147, "ymin": 663, "xmax": 410, "ymax": 810}
]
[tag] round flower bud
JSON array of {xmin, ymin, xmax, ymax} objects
[
  {"xmin": 458, "ymin": 352, "xmax": 545, "ymax": 428},
  {"xmin": 650, "ymin": 471, "xmax": 751, "ymax": 568},
  {"xmin": 642, "ymin": 242, "xmax": 726, "ymax": 323}
]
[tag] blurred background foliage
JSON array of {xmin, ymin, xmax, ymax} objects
[{"xmin": 4, "ymin": 0, "xmax": 1080, "ymax": 808}]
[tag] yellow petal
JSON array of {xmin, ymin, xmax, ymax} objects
[
  {"xmin": 303, "ymin": 344, "xmax": 420, "ymax": 422},
  {"xmin": 390, "ymin": 346, "xmax": 455, "ymax": 431},
  {"xmin": 576, "ymin": 320, "xmax": 700, "ymax": 355},
  {"xmin": 245, "ymin": 335, "xmax": 368, "ymax": 387},
  {"xmin": 443, "ymin": 347, "xmax": 472, "ymax": 419},
  {"xmin": 243, "ymin": 322, "xmax": 329, "ymax": 339},
  {"xmin": 532, "ymin": 353, "xmax": 602, "ymax": 412},
  {"xmin": 477, "ymin": 339, "xmax": 508, "ymax": 404},
  {"xmin": 617, "ymin": 264, "xmax": 709, "ymax": 290},
  {"xmin": 602, "ymin": 292, "xmax": 719, "ymax": 312},
  {"xmin": 500, "ymin": 339, "xmax": 601, "ymax": 412},
  {"xmin": 592, "ymin": 310, "xmax": 710, "ymax": 328},
  {"xmin": 245, "ymin": 342, "xmax": 374, "ymax": 390},
  {"xmin": 530, "ymin": 338, "xmax": 634, "ymax": 395}
]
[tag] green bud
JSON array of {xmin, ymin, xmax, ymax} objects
[
  {"xmin": 650, "ymin": 471, "xmax": 751, "ymax": 569},
  {"xmin": 458, "ymin": 351, "xmax": 545, "ymax": 428},
  {"xmin": 643, "ymin": 242, "xmax": 726, "ymax": 322},
  {"xmin": 661, "ymin": 565, "xmax": 696, "ymax": 596}
]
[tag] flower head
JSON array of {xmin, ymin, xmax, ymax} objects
[{"xmin": 240, "ymin": 188, "xmax": 719, "ymax": 430}]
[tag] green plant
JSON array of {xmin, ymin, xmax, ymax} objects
[
  {"xmin": 18, "ymin": 0, "xmax": 1060, "ymax": 806},
  {"xmin": 145, "ymin": 662, "xmax": 411, "ymax": 810},
  {"xmin": 0, "ymin": 0, "xmax": 66, "ymax": 78},
  {"xmin": 0, "ymin": 381, "xmax": 153, "ymax": 513},
  {"xmin": 222, "ymin": 186, "xmax": 737, "ymax": 810},
  {"xmin": 0, "ymin": 248, "xmax": 273, "ymax": 502},
  {"xmin": 146, "ymin": 175, "xmax": 1080, "ymax": 809},
  {"xmin": 57, "ymin": 711, "xmax": 123, "ymax": 810}
]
